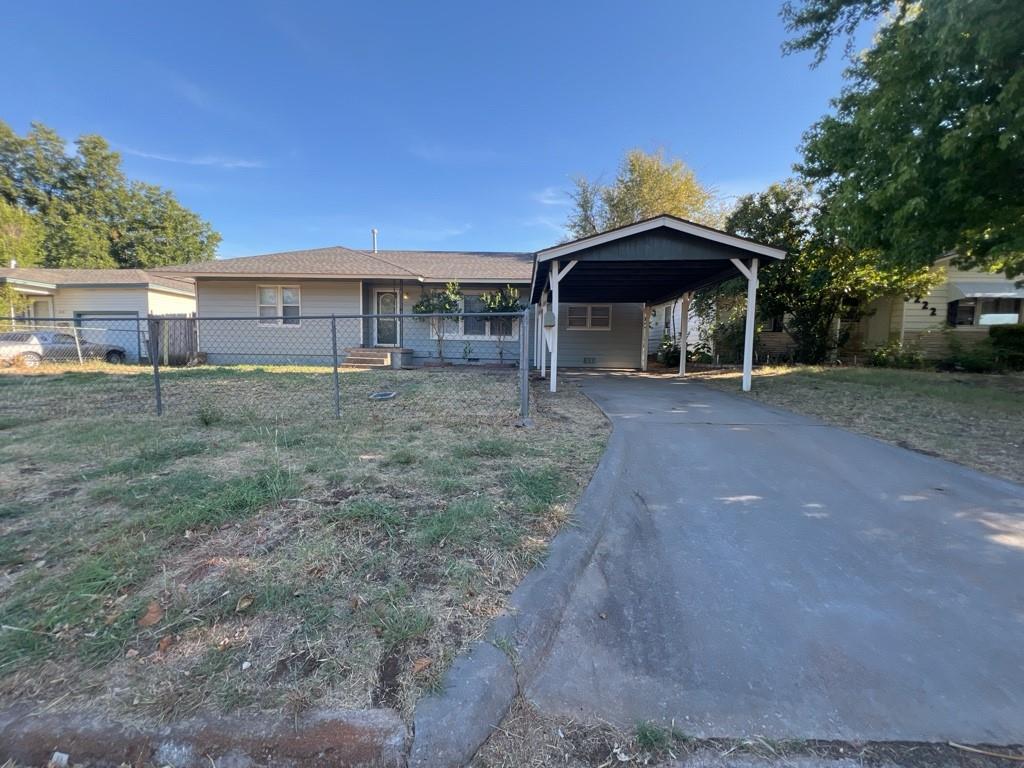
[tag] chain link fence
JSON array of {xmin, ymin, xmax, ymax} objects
[{"xmin": 1, "ymin": 312, "xmax": 531, "ymax": 425}]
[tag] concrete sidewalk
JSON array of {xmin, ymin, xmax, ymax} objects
[{"xmin": 525, "ymin": 374, "xmax": 1024, "ymax": 743}]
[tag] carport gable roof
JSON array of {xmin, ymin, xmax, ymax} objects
[{"xmin": 530, "ymin": 214, "xmax": 786, "ymax": 304}]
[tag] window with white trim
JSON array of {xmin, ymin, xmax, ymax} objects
[
  {"xmin": 566, "ymin": 304, "xmax": 611, "ymax": 330},
  {"xmin": 258, "ymin": 286, "xmax": 301, "ymax": 326},
  {"xmin": 431, "ymin": 291, "xmax": 519, "ymax": 339}
]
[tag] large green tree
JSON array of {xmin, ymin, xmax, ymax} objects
[
  {"xmin": 566, "ymin": 149, "xmax": 723, "ymax": 239},
  {"xmin": 697, "ymin": 181, "xmax": 937, "ymax": 363},
  {"xmin": 784, "ymin": 0, "xmax": 1024, "ymax": 278},
  {"xmin": 0, "ymin": 198, "xmax": 45, "ymax": 268},
  {"xmin": 0, "ymin": 121, "xmax": 220, "ymax": 268}
]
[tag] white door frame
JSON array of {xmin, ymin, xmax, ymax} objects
[{"xmin": 374, "ymin": 289, "xmax": 399, "ymax": 347}]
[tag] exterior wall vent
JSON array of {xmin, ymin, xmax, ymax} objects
[{"xmin": 583, "ymin": 356, "xmax": 597, "ymax": 364}]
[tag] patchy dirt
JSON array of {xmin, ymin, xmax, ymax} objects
[{"xmin": 473, "ymin": 697, "xmax": 1024, "ymax": 768}]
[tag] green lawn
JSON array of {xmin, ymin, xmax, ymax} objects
[
  {"xmin": 0, "ymin": 366, "xmax": 608, "ymax": 722},
  {"xmin": 689, "ymin": 365, "xmax": 1024, "ymax": 483}
]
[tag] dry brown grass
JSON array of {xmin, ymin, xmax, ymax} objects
[
  {"xmin": 688, "ymin": 365, "xmax": 1024, "ymax": 483},
  {"xmin": 0, "ymin": 366, "xmax": 608, "ymax": 725},
  {"xmin": 474, "ymin": 697, "xmax": 1024, "ymax": 767}
]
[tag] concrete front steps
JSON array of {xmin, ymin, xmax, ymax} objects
[{"xmin": 343, "ymin": 347, "xmax": 410, "ymax": 368}]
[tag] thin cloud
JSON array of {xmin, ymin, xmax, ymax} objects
[
  {"xmin": 166, "ymin": 73, "xmax": 215, "ymax": 111},
  {"xmin": 388, "ymin": 223, "xmax": 473, "ymax": 243},
  {"xmin": 533, "ymin": 186, "xmax": 570, "ymax": 207},
  {"xmin": 523, "ymin": 215, "xmax": 568, "ymax": 236},
  {"xmin": 712, "ymin": 177, "xmax": 774, "ymax": 201},
  {"xmin": 122, "ymin": 147, "xmax": 265, "ymax": 169}
]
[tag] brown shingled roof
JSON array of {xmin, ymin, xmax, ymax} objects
[
  {"xmin": 0, "ymin": 268, "xmax": 194, "ymax": 293},
  {"xmin": 156, "ymin": 246, "xmax": 535, "ymax": 282},
  {"xmin": 366, "ymin": 250, "xmax": 533, "ymax": 281},
  {"xmin": 157, "ymin": 246, "xmax": 405, "ymax": 278}
]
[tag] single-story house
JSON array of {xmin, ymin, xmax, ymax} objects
[
  {"xmin": 158, "ymin": 215, "xmax": 784, "ymax": 390},
  {"xmin": 0, "ymin": 267, "xmax": 196, "ymax": 362},
  {"xmin": 156, "ymin": 246, "xmax": 537, "ymax": 367}
]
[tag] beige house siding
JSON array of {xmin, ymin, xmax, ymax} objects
[
  {"xmin": 51, "ymin": 287, "xmax": 149, "ymax": 318},
  {"xmin": 895, "ymin": 262, "xmax": 1020, "ymax": 357},
  {"xmin": 147, "ymin": 289, "xmax": 196, "ymax": 316},
  {"xmin": 195, "ymin": 279, "xmax": 362, "ymax": 364}
]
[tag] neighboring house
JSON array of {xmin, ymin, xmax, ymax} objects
[
  {"xmin": 0, "ymin": 267, "xmax": 196, "ymax": 362},
  {"xmin": 158, "ymin": 247, "xmax": 538, "ymax": 365},
  {"xmin": 859, "ymin": 257, "xmax": 1024, "ymax": 357},
  {"xmin": 757, "ymin": 257, "xmax": 1024, "ymax": 360},
  {"xmin": 647, "ymin": 298, "xmax": 700, "ymax": 356}
]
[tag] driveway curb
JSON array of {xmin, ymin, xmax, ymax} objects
[
  {"xmin": 408, "ymin": 413, "xmax": 625, "ymax": 767},
  {"xmin": 0, "ymin": 706, "xmax": 407, "ymax": 767}
]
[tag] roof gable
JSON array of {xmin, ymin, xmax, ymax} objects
[{"xmin": 537, "ymin": 214, "xmax": 786, "ymax": 262}]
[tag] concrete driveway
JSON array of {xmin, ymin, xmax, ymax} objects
[{"xmin": 525, "ymin": 374, "xmax": 1024, "ymax": 743}]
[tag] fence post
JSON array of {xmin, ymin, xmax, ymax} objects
[
  {"xmin": 148, "ymin": 317, "xmax": 163, "ymax": 416},
  {"xmin": 331, "ymin": 314, "xmax": 341, "ymax": 419},
  {"xmin": 519, "ymin": 308, "xmax": 530, "ymax": 423}
]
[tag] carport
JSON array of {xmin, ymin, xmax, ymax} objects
[{"xmin": 529, "ymin": 215, "xmax": 786, "ymax": 391}]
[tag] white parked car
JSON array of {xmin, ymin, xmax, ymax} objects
[{"xmin": 0, "ymin": 331, "xmax": 127, "ymax": 367}]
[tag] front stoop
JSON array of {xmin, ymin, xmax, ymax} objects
[
  {"xmin": 343, "ymin": 347, "xmax": 410, "ymax": 369},
  {"xmin": 0, "ymin": 706, "xmax": 408, "ymax": 768}
]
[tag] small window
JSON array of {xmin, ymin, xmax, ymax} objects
[
  {"xmin": 947, "ymin": 299, "xmax": 975, "ymax": 326},
  {"xmin": 566, "ymin": 305, "xmax": 611, "ymax": 330},
  {"xmin": 258, "ymin": 286, "xmax": 301, "ymax": 326},
  {"xmin": 978, "ymin": 298, "xmax": 1021, "ymax": 326}
]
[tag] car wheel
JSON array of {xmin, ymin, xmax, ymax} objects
[
  {"xmin": 105, "ymin": 350, "xmax": 126, "ymax": 364},
  {"xmin": 20, "ymin": 352, "xmax": 41, "ymax": 368}
]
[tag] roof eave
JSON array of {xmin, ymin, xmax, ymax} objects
[{"xmin": 536, "ymin": 215, "xmax": 786, "ymax": 262}]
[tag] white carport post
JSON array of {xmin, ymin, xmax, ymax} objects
[
  {"xmin": 640, "ymin": 304, "xmax": 651, "ymax": 371},
  {"xmin": 730, "ymin": 257, "xmax": 759, "ymax": 392},
  {"xmin": 678, "ymin": 292, "xmax": 691, "ymax": 376},
  {"xmin": 536, "ymin": 303, "xmax": 544, "ymax": 370},
  {"xmin": 547, "ymin": 258, "xmax": 577, "ymax": 392},
  {"xmin": 539, "ymin": 291, "xmax": 548, "ymax": 378},
  {"xmin": 549, "ymin": 261, "xmax": 559, "ymax": 392}
]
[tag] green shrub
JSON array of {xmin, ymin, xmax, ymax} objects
[
  {"xmin": 938, "ymin": 337, "xmax": 1003, "ymax": 374},
  {"xmin": 990, "ymin": 324, "xmax": 1024, "ymax": 370},
  {"xmin": 655, "ymin": 333, "xmax": 681, "ymax": 367},
  {"xmin": 866, "ymin": 340, "xmax": 925, "ymax": 369}
]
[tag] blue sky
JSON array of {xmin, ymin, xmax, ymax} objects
[{"xmin": 2, "ymin": 1, "xmax": 853, "ymax": 257}]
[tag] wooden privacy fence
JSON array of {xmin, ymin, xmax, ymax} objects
[{"xmin": 148, "ymin": 316, "xmax": 198, "ymax": 366}]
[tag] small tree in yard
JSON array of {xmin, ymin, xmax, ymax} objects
[
  {"xmin": 481, "ymin": 285, "xmax": 524, "ymax": 363},
  {"xmin": 413, "ymin": 281, "xmax": 462, "ymax": 363}
]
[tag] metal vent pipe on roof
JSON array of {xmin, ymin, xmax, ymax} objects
[{"xmin": 371, "ymin": 228, "xmax": 378, "ymax": 253}]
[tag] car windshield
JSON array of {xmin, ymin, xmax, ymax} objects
[{"xmin": 54, "ymin": 334, "xmax": 77, "ymax": 343}]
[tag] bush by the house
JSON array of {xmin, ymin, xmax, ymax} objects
[
  {"xmin": 656, "ymin": 333, "xmax": 681, "ymax": 367},
  {"xmin": 989, "ymin": 324, "xmax": 1024, "ymax": 371},
  {"xmin": 937, "ymin": 335, "xmax": 1002, "ymax": 374},
  {"xmin": 866, "ymin": 340, "xmax": 925, "ymax": 369}
]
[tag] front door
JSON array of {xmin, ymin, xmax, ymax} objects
[{"xmin": 375, "ymin": 290, "xmax": 398, "ymax": 346}]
